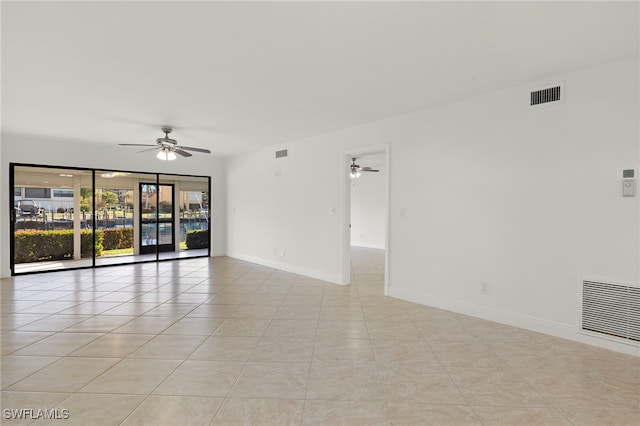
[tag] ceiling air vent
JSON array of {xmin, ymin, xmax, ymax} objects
[
  {"xmin": 275, "ymin": 149, "xmax": 288, "ymax": 159},
  {"xmin": 580, "ymin": 280, "xmax": 640, "ymax": 343},
  {"xmin": 530, "ymin": 82, "xmax": 564, "ymax": 106}
]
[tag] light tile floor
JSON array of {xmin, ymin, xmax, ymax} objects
[{"xmin": 1, "ymin": 247, "xmax": 638, "ymax": 425}]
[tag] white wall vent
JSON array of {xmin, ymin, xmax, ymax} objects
[
  {"xmin": 530, "ymin": 82, "xmax": 564, "ymax": 106},
  {"xmin": 581, "ymin": 280, "xmax": 640, "ymax": 343},
  {"xmin": 275, "ymin": 149, "xmax": 288, "ymax": 159}
]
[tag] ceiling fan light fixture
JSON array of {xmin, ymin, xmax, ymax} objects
[
  {"xmin": 350, "ymin": 158, "xmax": 360, "ymax": 179},
  {"xmin": 157, "ymin": 148, "xmax": 177, "ymax": 161}
]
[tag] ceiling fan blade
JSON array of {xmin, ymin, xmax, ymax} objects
[
  {"xmin": 137, "ymin": 147, "xmax": 160, "ymax": 153},
  {"xmin": 360, "ymin": 167, "xmax": 380, "ymax": 172},
  {"xmin": 174, "ymin": 148, "xmax": 193, "ymax": 157},
  {"xmin": 179, "ymin": 146, "xmax": 211, "ymax": 154},
  {"xmin": 119, "ymin": 143, "xmax": 157, "ymax": 147}
]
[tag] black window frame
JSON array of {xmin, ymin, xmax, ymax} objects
[{"xmin": 9, "ymin": 162, "xmax": 211, "ymax": 276}]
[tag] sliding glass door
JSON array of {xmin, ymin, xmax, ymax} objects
[
  {"xmin": 161, "ymin": 174, "xmax": 210, "ymax": 260},
  {"xmin": 94, "ymin": 171, "xmax": 156, "ymax": 267},
  {"xmin": 11, "ymin": 165, "xmax": 94, "ymax": 274},
  {"xmin": 10, "ymin": 163, "xmax": 210, "ymax": 275},
  {"xmin": 140, "ymin": 182, "xmax": 175, "ymax": 254}
]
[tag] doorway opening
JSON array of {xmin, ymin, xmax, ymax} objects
[{"xmin": 342, "ymin": 146, "xmax": 389, "ymax": 295}]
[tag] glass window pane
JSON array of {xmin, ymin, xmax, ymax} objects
[
  {"xmin": 52, "ymin": 189, "xmax": 74, "ymax": 197},
  {"xmin": 25, "ymin": 187, "xmax": 51, "ymax": 198},
  {"xmin": 95, "ymin": 171, "xmax": 156, "ymax": 266},
  {"xmin": 164, "ymin": 174, "xmax": 210, "ymax": 259},
  {"xmin": 12, "ymin": 166, "xmax": 93, "ymax": 273}
]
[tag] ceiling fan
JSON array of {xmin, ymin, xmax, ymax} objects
[
  {"xmin": 350, "ymin": 157, "xmax": 379, "ymax": 178},
  {"xmin": 119, "ymin": 127, "xmax": 211, "ymax": 161}
]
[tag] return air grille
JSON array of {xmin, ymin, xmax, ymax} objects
[
  {"xmin": 530, "ymin": 84, "xmax": 563, "ymax": 106},
  {"xmin": 275, "ymin": 149, "xmax": 288, "ymax": 159},
  {"xmin": 581, "ymin": 280, "xmax": 640, "ymax": 342}
]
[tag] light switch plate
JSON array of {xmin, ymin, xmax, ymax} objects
[{"xmin": 623, "ymin": 180, "xmax": 635, "ymax": 197}]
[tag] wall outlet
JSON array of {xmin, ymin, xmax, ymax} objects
[{"xmin": 480, "ymin": 282, "xmax": 491, "ymax": 294}]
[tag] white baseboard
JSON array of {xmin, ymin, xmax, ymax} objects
[
  {"xmin": 226, "ymin": 252, "xmax": 343, "ymax": 285},
  {"xmin": 388, "ymin": 286, "xmax": 640, "ymax": 357}
]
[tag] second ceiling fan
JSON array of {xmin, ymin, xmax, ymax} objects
[{"xmin": 350, "ymin": 157, "xmax": 379, "ymax": 178}]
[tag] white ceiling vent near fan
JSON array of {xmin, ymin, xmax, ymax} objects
[
  {"xmin": 529, "ymin": 82, "xmax": 564, "ymax": 106},
  {"xmin": 275, "ymin": 149, "xmax": 288, "ymax": 159},
  {"xmin": 579, "ymin": 279, "xmax": 640, "ymax": 344}
]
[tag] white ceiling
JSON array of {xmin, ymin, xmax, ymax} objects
[{"xmin": 2, "ymin": 1, "xmax": 638, "ymax": 157}]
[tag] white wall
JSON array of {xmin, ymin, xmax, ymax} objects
[
  {"xmin": 226, "ymin": 141, "xmax": 348, "ymax": 283},
  {"xmin": 226, "ymin": 59, "xmax": 639, "ymax": 353},
  {"xmin": 0, "ymin": 135, "xmax": 227, "ymax": 277},
  {"xmin": 387, "ymin": 60, "xmax": 639, "ymax": 352},
  {"xmin": 350, "ymin": 158, "xmax": 386, "ymax": 249},
  {"xmin": 0, "ymin": 137, "xmax": 4, "ymax": 275}
]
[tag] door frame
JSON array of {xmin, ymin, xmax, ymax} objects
[
  {"xmin": 341, "ymin": 144, "xmax": 390, "ymax": 295},
  {"xmin": 139, "ymin": 182, "xmax": 175, "ymax": 254}
]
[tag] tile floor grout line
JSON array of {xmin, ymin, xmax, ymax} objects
[
  {"xmin": 209, "ymin": 269, "xmax": 281, "ymax": 425},
  {"xmin": 299, "ymin": 279, "xmax": 324, "ymax": 426}
]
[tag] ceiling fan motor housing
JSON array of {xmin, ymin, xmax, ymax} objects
[
  {"xmin": 157, "ymin": 126, "xmax": 177, "ymax": 146},
  {"xmin": 157, "ymin": 137, "xmax": 178, "ymax": 146}
]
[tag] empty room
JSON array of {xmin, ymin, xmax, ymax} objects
[{"xmin": 1, "ymin": 1, "xmax": 638, "ymax": 425}]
